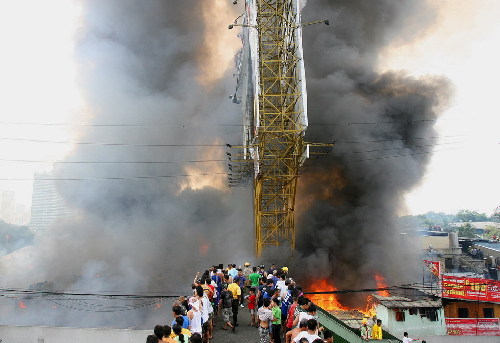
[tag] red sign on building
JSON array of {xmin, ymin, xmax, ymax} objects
[
  {"xmin": 442, "ymin": 276, "xmax": 500, "ymax": 303},
  {"xmin": 446, "ymin": 318, "xmax": 500, "ymax": 336}
]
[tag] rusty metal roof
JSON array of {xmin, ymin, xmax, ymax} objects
[{"xmin": 372, "ymin": 295, "xmax": 442, "ymax": 308}]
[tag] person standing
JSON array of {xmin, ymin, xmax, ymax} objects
[
  {"xmin": 249, "ymin": 267, "xmax": 261, "ymax": 288},
  {"xmin": 271, "ymin": 298, "xmax": 282, "ymax": 343},
  {"xmin": 242, "ymin": 262, "xmax": 253, "ymax": 278},
  {"xmin": 359, "ymin": 319, "xmax": 371, "ymax": 341},
  {"xmin": 226, "ymin": 274, "xmax": 242, "ymax": 327},
  {"xmin": 258, "ymin": 298, "xmax": 274, "ymax": 343},
  {"xmin": 172, "ymin": 306, "xmax": 190, "ymax": 329},
  {"xmin": 234, "ymin": 269, "xmax": 247, "ymax": 308},
  {"xmin": 371, "ymin": 319, "xmax": 383, "ymax": 340},
  {"xmin": 219, "ymin": 283, "xmax": 235, "ymax": 332},
  {"xmin": 247, "ymin": 287, "xmax": 257, "ymax": 327}
]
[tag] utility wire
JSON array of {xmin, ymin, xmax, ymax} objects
[
  {"xmin": 0, "ymin": 134, "xmax": 467, "ymax": 147},
  {"xmin": 0, "ymin": 118, "xmax": 471, "ymax": 127},
  {"xmin": 0, "ymin": 172, "xmax": 228, "ymax": 181},
  {"xmin": 0, "ymin": 137, "xmax": 225, "ymax": 147},
  {"xmin": 0, "ymin": 158, "xmax": 226, "ymax": 164}
]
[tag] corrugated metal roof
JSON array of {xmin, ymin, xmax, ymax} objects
[{"xmin": 373, "ymin": 295, "xmax": 442, "ymax": 308}]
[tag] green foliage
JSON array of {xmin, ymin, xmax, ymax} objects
[
  {"xmin": 458, "ymin": 223, "xmax": 476, "ymax": 238},
  {"xmin": 399, "ymin": 211, "xmax": 455, "ymax": 231},
  {"xmin": 484, "ymin": 225, "xmax": 500, "ymax": 240},
  {"xmin": 0, "ymin": 219, "xmax": 34, "ymax": 256},
  {"xmin": 455, "ymin": 209, "xmax": 489, "ymax": 222}
]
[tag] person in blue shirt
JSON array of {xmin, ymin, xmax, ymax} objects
[{"xmin": 171, "ymin": 305, "xmax": 190, "ymax": 329}]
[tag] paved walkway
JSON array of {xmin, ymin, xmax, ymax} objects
[{"xmin": 211, "ymin": 306, "xmax": 262, "ymax": 343}]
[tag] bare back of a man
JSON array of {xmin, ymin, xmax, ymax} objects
[{"xmin": 285, "ymin": 327, "xmax": 302, "ymax": 343}]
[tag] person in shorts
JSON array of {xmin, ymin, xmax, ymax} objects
[
  {"xmin": 247, "ymin": 287, "xmax": 257, "ymax": 326},
  {"xmin": 219, "ymin": 283, "xmax": 235, "ymax": 332}
]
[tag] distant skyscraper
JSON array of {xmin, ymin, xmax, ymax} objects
[
  {"xmin": 29, "ymin": 172, "xmax": 73, "ymax": 232},
  {"xmin": 1, "ymin": 190, "xmax": 15, "ymax": 223}
]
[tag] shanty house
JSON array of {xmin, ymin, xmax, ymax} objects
[{"xmin": 373, "ymin": 295, "xmax": 446, "ymax": 337}]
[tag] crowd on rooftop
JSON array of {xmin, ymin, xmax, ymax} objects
[{"xmin": 144, "ymin": 262, "xmax": 335, "ymax": 343}]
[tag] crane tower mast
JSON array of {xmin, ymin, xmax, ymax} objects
[{"xmin": 230, "ymin": 0, "xmax": 328, "ymax": 256}]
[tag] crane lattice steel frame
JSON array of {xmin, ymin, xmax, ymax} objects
[
  {"xmin": 228, "ymin": 0, "xmax": 331, "ymax": 257},
  {"xmin": 254, "ymin": 0, "xmax": 305, "ymax": 256}
]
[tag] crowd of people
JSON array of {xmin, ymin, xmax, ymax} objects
[{"xmin": 144, "ymin": 262, "xmax": 335, "ymax": 343}]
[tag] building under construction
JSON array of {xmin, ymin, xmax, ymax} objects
[{"xmin": 229, "ymin": 0, "xmax": 331, "ymax": 256}]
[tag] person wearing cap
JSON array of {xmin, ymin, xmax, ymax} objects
[
  {"xmin": 226, "ymin": 274, "xmax": 242, "ymax": 327},
  {"xmin": 242, "ymin": 262, "xmax": 253, "ymax": 278},
  {"xmin": 360, "ymin": 319, "xmax": 371, "ymax": 340}
]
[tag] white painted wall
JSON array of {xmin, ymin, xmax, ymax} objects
[
  {"xmin": 375, "ymin": 305, "xmax": 447, "ymax": 337},
  {"xmin": 0, "ymin": 325, "xmax": 150, "ymax": 343}
]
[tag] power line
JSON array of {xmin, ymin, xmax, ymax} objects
[
  {"xmin": 0, "ymin": 158, "xmax": 226, "ymax": 164},
  {"xmin": 0, "ymin": 137, "xmax": 225, "ymax": 147},
  {"xmin": 0, "ymin": 118, "xmax": 470, "ymax": 127},
  {"xmin": 0, "ymin": 134, "xmax": 468, "ymax": 147},
  {"xmin": 0, "ymin": 172, "xmax": 228, "ymax": 181},
  {"xmin": 334, "ymin": 141, "xmax": 463, "ymax": 155}
]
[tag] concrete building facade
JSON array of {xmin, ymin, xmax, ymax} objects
[{"xmin": 29, "ymin": 172, "xmax": 73, "ymax": 232}]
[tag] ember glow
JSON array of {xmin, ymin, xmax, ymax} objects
[
  {"xmin": 307, "ymin": 279, "xmax": 347, "ymax": 311},
  {"xmin": 374, "ymin": 273, "xmax": 390, "ymax": 297},
  {"xmin": 307, "ymin": 276, "xmax": 390, "ymax": 317}
]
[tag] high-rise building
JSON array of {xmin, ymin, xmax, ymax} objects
[
  {"xmin": 1, "ymin": 190, "xmax": 15, "ymax": 223},
  {"xmin": 29, "ymin": 172, "xmax": 73, "ymax": 232}
]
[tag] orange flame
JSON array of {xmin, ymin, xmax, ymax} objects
[
  {"xmin": 374, "ymin": 273, "xmax": 390, "ymax": 297},
  {"xmin": 18, "ymin": 301, "xmax": 27, "ymax": 309},
  {"xmin": 307, "ymin": 276, "xmax": 389, "ymax": 319},
  {"xmin": 308, "ymin": 279, "xmax": 348, "ymax": 311}
]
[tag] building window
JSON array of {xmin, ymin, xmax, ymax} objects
[
  {"xmin": 409, "ymin": 308, "xmax": 418, "ymax": 315},
  {"xmin": 483, "ymin": 308, "xmax": 494, "ymax": 318},
  {"xmin": 458, "ymin": 308, "xmax": 469, "ymax": 318},
  {"xmin": 395, "ymin": 310, "xmax": 405, "ymax": 321},
  {"xmin": 426, "ymin": 309, "xmax": 438, "ymax": 321}
]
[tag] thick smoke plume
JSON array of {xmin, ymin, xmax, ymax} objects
[
  {"xmin": 293, "ymin": 0, "xmax": 451, "ymax": 306},
  {"xmin": 0, "ymin": 0, "xmax": 253, "ymax": 328},
  {"xmin": 0, "ymin": 0, "xmax": 451, "ymax": 327}
]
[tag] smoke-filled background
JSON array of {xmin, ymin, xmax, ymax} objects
[
  {"xmin": 0, "ymin": 0, "xmax": 452, "ymax": 328},
  {"xmin": 294, "ymin": 0, "xmax": 450, "ymax": 307}
]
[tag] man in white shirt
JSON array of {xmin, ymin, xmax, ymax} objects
[
  {"xmin": 293, "ymin": 319, "xmax": 321, "ymax": 343},
  {"xmin": 402, "ymin": 332, "xmax": 420, "ymax": 343}
]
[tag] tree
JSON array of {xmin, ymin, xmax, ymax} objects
[
  {"xmin": 458, "ymin": 223, "xmax": 476, "ymax": 238},
  {"xmin": 455, "ymin": 210, "xmax": 488, "ymax": 222},
  {"xmin": 484, "ymin": 225, "xmax": 500, "ymax": 240}
]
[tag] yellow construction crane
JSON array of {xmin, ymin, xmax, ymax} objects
[{"xmin": 228, "ymin": 0, "xmax": 331, "ymax": 257}]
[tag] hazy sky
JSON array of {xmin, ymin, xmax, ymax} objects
[{"xmin": 0, "ymin": 0, "xmax": 498, "ymax": 217}]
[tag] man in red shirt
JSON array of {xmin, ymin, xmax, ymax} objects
[
  {"xmin": 286, "ymin": 295, "xmax": 299, "ymax": 331},
  {"xmin": 247, "ymin": 287, "xmax": 257, "ymax": 327}
]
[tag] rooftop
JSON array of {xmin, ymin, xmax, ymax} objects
[{"xmin": 373, "ymin": 295, "xmax": 442, "ymax": 309}]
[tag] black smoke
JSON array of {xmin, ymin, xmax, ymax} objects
[
  {"xmin": 293, "ymin": 0, "xmax": 451, "ymax": 306},
  {"xmin": 0, "ymin": 0, "xmax": 253, "ymax": 328}
]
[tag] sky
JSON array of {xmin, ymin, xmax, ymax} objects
[{"xmin": 0, "ymin": 0, "xmax": 498, "ymax": 219}]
